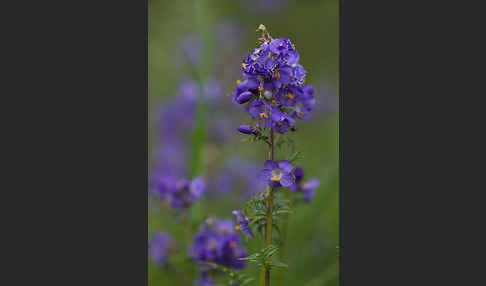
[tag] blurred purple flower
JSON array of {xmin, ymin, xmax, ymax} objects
[
  {"xmin": 215, "ymin": 21, "xmax": 244, "ymax": 49},
  {"xmin": 301, "ymin": 178, "xmax": 320, "ymax": 202},
  {"xmin": 151, "ymin": 77, "xmax": 224, "ymax": 178},
  {"xmin": 189, "ymin": 218, "xmax": 247, "ymax": 270},
  {"xmin": 153, "ymin": 176, "xmax": 206, "ymax": 210},
  {"xmin": 290, "ymin": 166, "xmax": 320, "ymax": 203},
  {"xmin": 181, "ymin": 35, "xmax": 202, "ymax": 67},
  {"xmin": 149, "ymin": 231, "xmax": 172, "ymax": 267},
  {"xmin": 196, "ymin": 272, "xmax": 216, "ymax": 286},
  {"xmin": 313, "ymin": 82, "xmax": 338, "ymax": 119},
  {"xmin": 215, "ymin": 157, "xmax": 265, "ymax": 197}
]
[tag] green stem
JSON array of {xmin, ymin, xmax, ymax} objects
[
  {"xmin": 184, "ymin": 214, "xmax": 195, "ymax": 286},
  {"xmin": 276, "ymin": 192, "xmax": 293, "ymax": 286},
  {"xmin": 265, "ymin": 186, "xmax": 274, "ymax": 286},
  {"xmin": 262, "ymin": 129, "xmax": 275, "ymax": 286}
]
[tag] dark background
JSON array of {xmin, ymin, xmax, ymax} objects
[{"xmin": 3, "ymin": 0, "xmax": 479, "ymax": 285}]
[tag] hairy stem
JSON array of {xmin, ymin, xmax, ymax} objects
[
  {"xmin": 265, "ymin": 188, "xmax": 274, "ymax": 286},
  {"xmin": 262, "ymin": 129, "xmax": 275, "ymax": 286},
  {"xmin": 276, "ymin": 192, "xmax": 293, "ymax": 286}
]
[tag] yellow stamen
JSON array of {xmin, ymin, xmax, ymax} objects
[
  {"xmin": 242, "ymin": 63, "xmax": 247, "ymax": 69},
  {"xmin": 268, "ymin": 52, "xmax": 271, "ymax": 57},
  {"xmin": 259, "ymin": 112, "xmax": 268, "ymax": 119},
  {"xmin": 258, "ymin": 86, "xmax": 264, "ymax": 92},
  {"xmin": 271, "ymin": 176, "xmax": 280, "ymax": 182},
  {"xmin": 235, "ymin": 225, "xmax": 240, "ymax": 231},
  {"xmin": 236, "ymin": 79, "xmax": 241, "ymax": 85},
  {"xmin": 274, "ymin": 71, "xmax": 280, "ymax": 79},
  {"xmin": 230, "ymin": 241, "xmax": 238, "ymax": 248},
  {"xmin": 287, "ymin": 93, "xmax": 294, "ymax": 99},
  {"xmin": 298, "ymin": 111, "xmax": 305, "ymax": 118},
  {"xmin": 277, "ymin": 122, "xmax": 283, "ymax": 126},
  {"xmin": 271, "ymin": 99, "xmax": 277, "ymax": 106}
]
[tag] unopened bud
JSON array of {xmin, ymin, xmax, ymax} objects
[{"xmin": 236, "ymin": 91, "xmax": 253, "ymax": 104}]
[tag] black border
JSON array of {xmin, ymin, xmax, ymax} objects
[{"xmin": 4, "ymin": 0, "xmax": 149, "ymax": 284}]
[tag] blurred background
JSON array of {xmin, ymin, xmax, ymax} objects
[{"xmin": 148, "ymin": 0, "xmax": 338, "ymax": 285}]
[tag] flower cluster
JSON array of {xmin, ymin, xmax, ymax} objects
[
  {"xmin": 290, "ymin": 167, "xmax": 320, "ymax": 202},
  {"xmin": 154, "ymin": 176, "xmax": 205, "ymax": 210},
  {"xmin": 149, "ymin": 231, "xmax": 172, "ymax": 267},
  {"xmin": 234, "ymin": 36, "xmax": 316, "ymax": 134},
  {"xmin": 189, "ymin": 218, "xmax": 247, "ymax": 270}
]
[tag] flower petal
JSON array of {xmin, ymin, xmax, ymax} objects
[
  {"xmin": 303, "ymin": 178, "xmax": 320, "ymax": 190},
  {"xmin": 232, "ymin": 209, "xmax": 242, "ymax": 218},
  {"xmin": 278, "ymin": 160, "xmax": 293, "ymax": 174},
  {"xmin": 190, "ymin": 177, "xmax": 205, "ymax": 197},
  {"xmin": 280, "ymin": 173, "xmax": 295, "ymax": 187},
  {"xmin": 258, "ymin": 169, "xmax": 272, "ymax": 182},
  {"xmin": 263, "ymin": 160, "xmax": 278, "ymax": 170},
  {"xmin": 246, "ymin": 76, "xmax": 259, "ymax": 89}
]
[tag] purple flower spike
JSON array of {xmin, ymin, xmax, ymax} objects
[
  {"xmin": 149, "ymin": 231, "xmax": 172, "ymax": 267},
  {"xmin": 232, "ymin": 31, "xmax": 317, "ymax": 134},
  {"xmin": 232, "ymin": 210, "xmax": 254, "ymax": 237},
  {"xmin": 258, "ymin": 160, "xmax": 295, "ymax": 187}
]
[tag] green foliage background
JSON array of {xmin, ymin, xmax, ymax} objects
[{"xmin": 149, "ymin": 0, "xmax": 338, "ymax": 285}]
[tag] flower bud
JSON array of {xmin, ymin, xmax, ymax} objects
[
  {"xmin": 237, "ymin": 125, "xmax": 253, "ymax": 134},
  {"xmin": 294, "ymin": 167, "xmax": 304, "ymax": 181},
  {"xmin": 236, "ymin": 91, "xmax": 253, "ymax": 104}
]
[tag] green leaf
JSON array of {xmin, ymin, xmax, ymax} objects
[
  {"xmin": 269, "ymin": 261, "xmax": 288, "ymax": 268},
  {"xmin": 281, "ymin": 106, "xmax": 297, "ymax": 111},
  {"xmin": 205, "ymin": 262, "xmax": 255, "ymax": 285},
  {"xmin": 288, "ymin": 151, "xmax": 302, "ymax": 164}
]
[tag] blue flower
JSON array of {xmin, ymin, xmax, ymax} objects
[
  {"xmin": 271, "ymin": 107, "xmax": 296, "ymax": 134},
  {"xmin": 258, "ymin": 160, "xmax": 295, "ymax": 187},
  {"xmin": 247, "ymin": 100, "xmax": 273, "ymax": 128}
]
